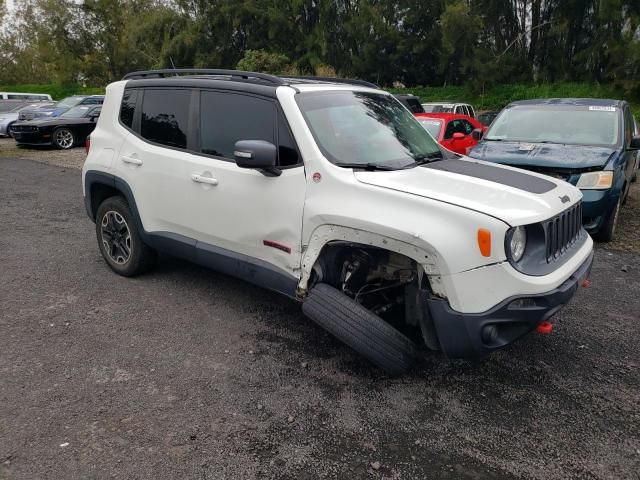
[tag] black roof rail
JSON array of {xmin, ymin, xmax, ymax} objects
[
  {"xmin": 281, "ymin": 75, "xmax": 379, "ymax": 89},
  {"xmin": 122, "ymin": 69, "xmax": 286, "ymax": 85},
  {"xmin": 121, "ymin": 69, "xmax": 378, "ymax": 89}
]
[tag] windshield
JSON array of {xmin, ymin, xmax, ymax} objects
[
  {"xmin": 486, "ymin": 105, "xmax": 621, "ymax": 147},
  {"xmin": 60, "ymin": 105, "xmax": 92, "ymax": 118},
  {"xmin": 296, "ymin": 91, "xmax": 442, "ymax": 169},
  {"xmin": 416, "ymin": 118, "xmax": 443, "ymax": 138},
  {"xmin": 56, "ymin": 96, "xmax": 83, "ymax": 109}
]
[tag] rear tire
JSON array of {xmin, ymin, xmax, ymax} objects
[
  {"xmin": 6, "ymin": 122, "xmax": 15, "ymax": 138},
  {"xmin": 95, "ymin": 196, "xmax": 156, "ymax": 276},
  {"xmin": 302, "ymin": 283, "xmax": 417, "ymax": 375},
  {"xmin": 593, "ymin": 197, "xmax": 620, "ymax": 243}
]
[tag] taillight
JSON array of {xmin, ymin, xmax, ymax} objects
[{"xmin": 85, "ymin": 136, "xmax": 91, "ymax": 154}]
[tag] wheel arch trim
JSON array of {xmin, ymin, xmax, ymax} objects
[
  {"xmin": 297, "ymin": 224, "xmax": 445, "ymax": 297},
  {"xmin": 84, "ymin": 170, "xmax": 151, "ymax": 244}
]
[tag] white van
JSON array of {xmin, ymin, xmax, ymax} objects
[{"xmin": 0, "ymin": 92, "xmax": 53, "ymax": 112}]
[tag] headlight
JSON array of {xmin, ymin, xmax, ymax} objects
[
  {"xmin": 576, "ymin": 171, "xmax": 613, "ymax": 189},
  {"xmin": 508, "ymin": 226, "xmax": 527, "ymax": 262}
]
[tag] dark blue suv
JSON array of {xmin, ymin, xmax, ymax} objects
[{"xmin": 469, "ymin": 99, "xmax": 640, "ymax": 241}]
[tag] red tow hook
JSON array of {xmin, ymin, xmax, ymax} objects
[
  {"xmin": 581, "ymin": 278, "xmax": 591, "ymax": 288},
  {"xmin": 536, "ymin": 321, "xmax": 553, "ymax": 335}
]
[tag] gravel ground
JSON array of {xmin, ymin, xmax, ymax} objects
[{"xmin": 1, "ymin": 148, "xmax": 639, "ymax": 479}]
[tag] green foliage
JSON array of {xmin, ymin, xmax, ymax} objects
[
  {"xmin": 0, "ymin": 0, "xmax": 638, "ymax": 101},
  {"xmin": 236, "ymin": 50, "xmax": 291, "ymax": 74}
]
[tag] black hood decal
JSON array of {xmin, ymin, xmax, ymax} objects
[{"xmin": 425, "ymin": 159, "xmax": 557, "ymax": 194}]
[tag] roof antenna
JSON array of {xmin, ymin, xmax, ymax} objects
[{"xmin": 169, "ymin": 57, "xmax": 178, "ymax": 76}]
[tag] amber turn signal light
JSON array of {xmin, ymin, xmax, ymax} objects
[{"xmin": 477, "ymin": 228, "xmax": 491, "ymax": 257}]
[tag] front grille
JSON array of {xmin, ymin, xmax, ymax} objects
[
  {"xmin": 11, "ymin": 125, "xmax": 38, "ymax": 132},
  {"xmin": 543, "ymin": 202, "xmax": 582, "ymax": 262}
]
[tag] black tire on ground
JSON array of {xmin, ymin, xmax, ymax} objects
[
  {"xmin": 52, "ymin": 127, "xmax": 75, "ymax": 149},
  {"xmin": 593, "ymin": 197, "xmax": 620, "ymax": 243},
  {"xmin": 7, "ymin": 122, "xmax": 15, "ymax": 138},
  {"xmin": 95, "ymin": 196, "xmax": 157, "ymax": 276},
  {"xmin": 302, "ymin": 283, "xmax": 417, "ymax": 375}
]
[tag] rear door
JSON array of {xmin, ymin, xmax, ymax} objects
[
  {"xmin": 116, "ymin": 87, "xmax": 198, "ymax": 247},
  {"xmin": 185, "ymin": 89, "xmax": 306, "ymax": 278}
]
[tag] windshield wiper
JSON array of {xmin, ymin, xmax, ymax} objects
[
  {"xmin": 404, "ymin": 152, "xmax": 443, "ymax": 168},
  {"xmin": 337, "ymin": 162, "xmax": 398, "ymax": 171}
]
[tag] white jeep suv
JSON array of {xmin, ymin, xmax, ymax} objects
[{"xmin": 83, "ymin": 69, "xmax": 593, "ymax": 375}]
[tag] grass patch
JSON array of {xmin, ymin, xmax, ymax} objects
[{"xmin": 391, "ymin": 82, "xmax": 640, "ymax": 116}]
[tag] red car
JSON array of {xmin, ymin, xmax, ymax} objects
[{"xmin": 414, "ymin": 113, "xmax": 485, "ymax": 155}]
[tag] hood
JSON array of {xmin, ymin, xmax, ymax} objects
[
  {"xmin": 0, "ymin": 112, "xmax": 19, "ymax": 122},
  {"xmin": 353, "ymin": 158, "xmax": 582, "ymax": 226},
  {"xmin": 469, "ymin": 141, "xmax": 616, "ymax": 170}
]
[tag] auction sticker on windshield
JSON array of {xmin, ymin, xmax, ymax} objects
[{"xmin": 588, "ymin": 106, "xmax": 616, "ymax": 112}]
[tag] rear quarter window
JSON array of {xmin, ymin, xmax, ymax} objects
[{"xmin": 119, "ymin": 90, "xmax": 138, "ymax": 129}]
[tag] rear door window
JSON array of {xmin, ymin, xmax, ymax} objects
[{"xmin": 140, "ymin": 89, "xmax": 190, "ymax": 149}]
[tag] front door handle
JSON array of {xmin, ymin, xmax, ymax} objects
[
  {"xmin": 121, "ymin": 156, "xmax": 143, "ymax": 166},
  {"xmin": 191, "ymin": 174, "xmax": 219, "ymax": 186}
]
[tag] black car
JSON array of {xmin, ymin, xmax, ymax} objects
[
  {"xmin": 392, "ymin": 94, "xmax": 425, "ymax": 113},
  {"xmin": 11, "ymin": 104, "xmax": 101, "ymax": 149}
]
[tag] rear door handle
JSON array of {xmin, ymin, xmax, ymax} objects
[
  {"xmin": 121, "ymin": 156, "xmax": 143, "ymax": 166},
  {"xmin": 191, "ymin": 174, "xmax": 219, "ymax": 186}
]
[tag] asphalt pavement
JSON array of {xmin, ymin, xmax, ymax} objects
[{"xmin": 1, "ymin": 156, "xmax": 639, "ymax": 479}]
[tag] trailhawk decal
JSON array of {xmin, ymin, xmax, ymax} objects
[{"xmin": 424, "ymin": 159, "xmax": 557, "ymax": 194}]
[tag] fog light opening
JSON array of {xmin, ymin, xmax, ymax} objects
[{"xmin": 481, "ymin": 325, "xmax": 499, "ymax": 344}]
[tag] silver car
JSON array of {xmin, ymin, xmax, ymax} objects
[{"xmin": 0, "ymin": 102, "xmax": 55, "ymax": 137}]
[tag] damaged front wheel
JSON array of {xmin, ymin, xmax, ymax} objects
[{"xmin": 302, "ymin": 283, "xmax": 418, "ymax": 375}]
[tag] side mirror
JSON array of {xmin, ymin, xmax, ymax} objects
[
  {"xmin": 233, "ymin": 140, "xmax": 280, "ymax": 177},
  {"xmin": 471, "ymin": 128, "xmax": 483, "ymax": 141},
  {"xmin": 629, "ymin": 135, "xmax": 640, "ymax": 150},
  {"xmin": 452, "ymin": 132, "xmax": 465, "ymax": 140}
]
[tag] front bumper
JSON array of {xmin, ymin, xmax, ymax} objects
[
  {"xmin": 426, "ymin": 249, "xmax": 594, "ymax": 359},
  {"xmin": 580, "ymin": 189, "xmax": 618, "ymax": 232},
  {"xmin": 12, "ymin": 131, "xmax": 52, "ymax": 146}
]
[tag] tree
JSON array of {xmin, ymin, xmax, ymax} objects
[{"xmin": 236, "ymin": 50, "xmax": 291, "ymax": 73}]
